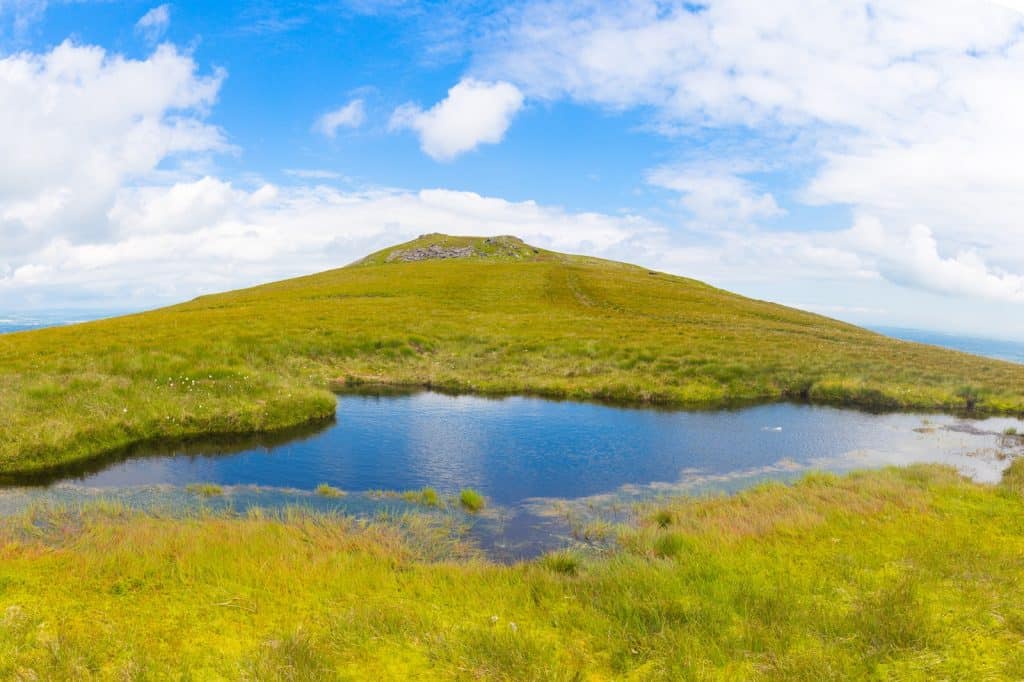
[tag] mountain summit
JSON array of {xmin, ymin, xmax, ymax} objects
[{"xmin": 353, "ymin": 234, "xmax": 544, "ymax": 266}]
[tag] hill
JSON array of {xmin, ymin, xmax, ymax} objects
[{"xmin": 2, "ymin": 233, "xmax": 1023, "ymax": 474}]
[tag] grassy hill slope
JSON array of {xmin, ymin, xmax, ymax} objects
[{"xmin": 2, "ymin": 233, "xmax": 1023, "ymax": 473}]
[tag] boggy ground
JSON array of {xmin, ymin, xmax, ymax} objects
[
  {"xmin": 2, "ymin": 462, "xmax": 1024, "ymax": 679},
  {"xmin": 3, "ymin": 234, "xmax": 1024, "ymax": 475}
]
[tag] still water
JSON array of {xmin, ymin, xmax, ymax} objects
[{"xmin": 2, "ymin": 391, "xmax": 1022, "ymax": 559}]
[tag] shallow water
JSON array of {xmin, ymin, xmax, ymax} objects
[{"xmin": 2, "ymin": 391, "xmax": 1022, "ymax": 560}]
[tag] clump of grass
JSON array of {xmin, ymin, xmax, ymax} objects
[
  {"xmin": 459, "ymin": 488, "xmax": 486, "ymax": 512},
  {"xmin": 542, "ymin": 551, "xmax": 581, "ymax": 576},
  {"xmin": 653, "ymin": 532, "xmax": 690, "ymax": 559},
  {"xmin": 401, "ymin": 487, "xmax": 441, "ymax": 507},
  {"xmin": 1001, "ymin": 457, "xmax": 1024, "ymax": 496},
  {"xmin": 1005, "ymin": 427, "xmax": 1019, "ymax": 436},
  {"xmin": 653, "ymin": 509, "xmax": 674, "ymax": 528},
  {"xmin": 186, "ymin": 483, "xmax": 223, "ymax": 497},
  {"xmin": 956, "ymin": 385, "xmax": 981, "ymax": 410},
  {"xmin": 315, "ymin": 483, "xmax": 345, "ymax": 498}
]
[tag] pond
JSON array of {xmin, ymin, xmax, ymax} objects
[{"xmin": 2, "ymin": 390, "xmax": 1022, "ymax": 560}]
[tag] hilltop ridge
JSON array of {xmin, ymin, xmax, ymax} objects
[
  {"xmin": 2, "ymin": 234, "xmax": 1024, "ymax": 474},
  {"xmin": 352, "ymin": 234, "xmax": 546, "ymax": 266}
]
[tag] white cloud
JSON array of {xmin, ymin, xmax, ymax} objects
[
  {"xmin": 135, "ymin": 4, "xmax": 170, "ymax": 42},
  {"xmin": 842, "ymin": 217, "xmax": 1024, "ymax": 303},
  {"xmin": 0, "ymin": 40, "xmax": 225, "ymax": 272},
  {"xmin": 284, "ymin": 169, "xmax": 343, "ymax": 180},
  {"xmin": 990, "ymin": 0, "xmax": 1024, "ymax": 13},
  {"xmin": 468, "ymin": 0, "xmax": 1024, "ymax": 305},
  {"xmin": 1, "ymin": 178, "xmax": 662, "ymax": 306},
  {"xmin": 313, "ymin": 99, "xmax": 365, "ymax": 137},
  {"xmin": 647, "ymin": 164, "xmax": 784, "ymax": 229},
  {"xmin": 389, "ymin": 78, "xmax": 524, "ymax": 160},
  {"xmin": 638, "ymin": 215, "xmax": 1024, "ymax": 307}
]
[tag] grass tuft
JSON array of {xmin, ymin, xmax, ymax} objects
[
  {"xmin": 315, "ymin": 483, "xmax": 345, "ymax": 498},
  {"xmin": 186, "ymin": 483, "xmax": 224, "ymax": 498},
  {"xmin": 653, "ymin": 509, "xmax": 674, "ymax": 528},
  {"xmin": 653, "ymin": 532, "xmax": 690, "ymax": 559},
  {"xmin": 459, "ymin": 488, "xmax": 486, "ymax": 512},
  {"xmin": 401, "ymin": 487, "xmax": 441, "ymax": 507},
  {"xmin": 541, "ymin": 551, "xmax": 581, "ymax": 576}
]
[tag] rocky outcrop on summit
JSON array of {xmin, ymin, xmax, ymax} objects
[
  {"xmin": 386, "ymin": 244, "xmax": 476, "ymax": 262},
  {"xmin": 382, "ymin": 235, "xmax": 539, "ymax": 263}
]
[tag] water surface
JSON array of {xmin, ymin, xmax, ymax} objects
[
  {"xmin": 874, "ymin": 326, "xmax": 1024, "ymax": 364},
  {"xmin": 2, "ymin": 391, "xmax": 1021, "ymax": 559}
]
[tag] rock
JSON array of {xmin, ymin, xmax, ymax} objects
[{"xmin": 386, "ymin": 244, "xmax": 477, "ymax": 262}]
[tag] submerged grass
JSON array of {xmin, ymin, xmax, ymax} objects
[
  {"xmin": 185, "ymin": 483, "xmax": 223, "ymax": 498},
  {"xmin": 2, "ymin": 234, "xmax": 1024, "ymax": 474},
  {"xmin": 2, "ymin": 464, "xmax": 1024, "ymax": 678}
]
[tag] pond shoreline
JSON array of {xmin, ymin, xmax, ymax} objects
[{"xmin": 3, "ymin": 379, "xmax": 1022, "ymax": 482}]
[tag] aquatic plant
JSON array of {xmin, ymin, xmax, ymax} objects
[
  {"xmin": 315, "ymin": 483, "xmax": 345, "ymax": 498},
  {"xmin": 186, "ymin": 483, "xmax": 223, "ymax": 497},
  {"xmin": 459, "ymin": 488, "xmax": 486, "ymax": 512},
  {"xmin": 400, "ymin": 487, "xmax": 441, "ymax": 507}
]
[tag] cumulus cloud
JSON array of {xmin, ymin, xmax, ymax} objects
[
  {"xmin": 390, "ymin": 78, "xmax": 523, "ymax": 160},
  {"xmin": 313, "ymin": 99, "xmax": 365, "ymax": 137},
  {"xmin": 0, "ymin": 40, "xmax": 225, "ymax": 265},
  {"xmin": 135, "ymin": 4, "xmax": 171, "ymax": 42},
  {"xmin": 841, "ymin": 217, "xmax": 1024, "ymax": 303},
  {"xmin": 465, "ymin": 0, "xmax": 1024, "ymax": 303},
  {"xmin": 1, "ymin": 179, "xmax": 662, "ymax": 306},
  {"xmin": 990, "ymin": 0, "xmax": 1024, "ymax": 13},
  {"xmin": 647, "ymin": 165, "xmax": 784, "ymax": 229}
]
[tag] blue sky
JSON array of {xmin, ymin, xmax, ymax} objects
[{"xmin": 2, "ymin": 1, "xmax": 1024, "ymax": 338}]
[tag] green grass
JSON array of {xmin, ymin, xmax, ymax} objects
[
  {"xmin": 402, "ymin": 487, "xmax": 442, "ymax": 507},
  {"xmin": 3, "ymin": 464, "xmax": 1024, "ymax": 678},
  {"xmin": 315, "ymin": 483, "xmax": 346, "ymax": 498},
  {"xmin": 459, "ymin": 488, "xmax": 486, "ymax": 512},
  {"xmin": 2, "ymin": 233, "xmax": 1024, "ymax": 475},
  {"xmin": 541, "ymin": 550, "xmax": 581, "ymax": 576},
  {"xmin": 185, "ymin": 483, "xmax": 223, "ymax": 498}
]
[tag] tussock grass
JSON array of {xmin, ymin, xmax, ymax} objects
[
  {"xmin": 2, "ymin": 464, "xmax": 1024, "ymax": 678},
  {"xmin": 542, "ymin": 550, "xmax": 581, "ymax": 576},
  {"xmin": 459, "ymin": 488, "xmax": 486, "ymax": 512},
  {"xmin": 315, "ymin": 483, "xmax": 345, "ymax": 498},
  {"xmin": 368, "ymin": 487, "xmax": 444, "ymax": 507},
  {"xmin": 3, "ymin": 232, "xmax": 1024, "ymax": 475}
]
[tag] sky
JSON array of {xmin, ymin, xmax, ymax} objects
[{"xmin": 2, "ymin": 1, "xmax": 1024, "ymax": 338}]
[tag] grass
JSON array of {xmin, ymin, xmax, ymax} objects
[
  {"xmin": 315, "ymin": 483, "xmax": 346, "ymax": 498},
  {"xmin": 541, "ymin": 550, "xmax": 581, "ymax": 576},
  {"xmin": 367, "ymin": 487, "xmax": 445, "ymax": 507},
  {"xmin": 185, "ymin": 483, "xmax": 223, "ymax": 498},
  {"xmin": 403, "ymin": 487, "xmax": 442, "ymax": 507},
  {"xmin": 3, "ymin": 464, "xmax": 1024, "ymax": 678},
  {"xmin": 459, "ymin": 488, "xmax": 486, "ymax": 512},
  {"xmin": 2, "ymin": 232, "xmax": 1024, "ymax": 475}
]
